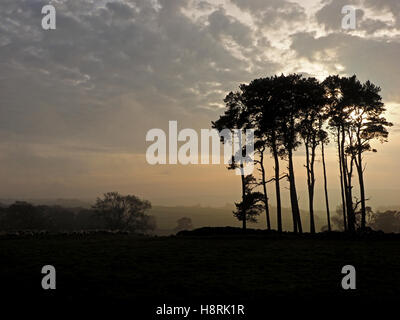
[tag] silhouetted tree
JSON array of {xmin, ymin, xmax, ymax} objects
[
  {"xmin": 254, "ymin": 141, "xmax": 271, "ymax": 230},
  {"xmin": 370, "ymin": 210, "xmax": 400, "ymax": 233},
  {"xmin": 324, "ymin": 75, "xmax": 357, "ymax": 232},
  {"xmin": 233, "ymin": 175, "xmax": 264, "ymax": 225},
  {"xmin": 214, "ymin": 73, "xmax": 391, "ymax": 235},
  {"xmin": 319, "ymin": 129, "xmax": 331, "ymax": 231},
  {"xmin": 212, "ymin": 92, "xmax": 251, "ymax": 230},
  {"xmin": 92, "ymin": 192, "xmax": 153, "ymax": 232},
  {"xmin": 325, "ymin": 75, "xmax": 392, "ymax": 232},
  {"xmin": 174, "ymin": 217, "xmax": 193, "ymax": 232},
  {"xmin": 347, "ymin": 80, "xmax": 392, "ymax": 229},
  {"xmin": 240, "ymin": 76, "xmax": 288, "ymax": 232},
  {"xmin": 2, "ymin": 201, "xmax": 47, "ymax": 230},
  {"xmin": 298, "ymin": 77, "xmax": 327, "ymax": 233},
  {"xmin": 274, "ymin": 74, "xmax": 306, "ymax": 233}
]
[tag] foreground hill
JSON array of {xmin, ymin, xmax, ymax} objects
[{"xmin": 1, "ymin": 231, "xmax": 400, "ymax": 315}]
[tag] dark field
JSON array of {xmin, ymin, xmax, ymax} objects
[{"xmin": 1, "ymin": 233, "xmax": 400, "ymax": 316}]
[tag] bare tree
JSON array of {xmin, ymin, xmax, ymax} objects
[{"xmin": 92, "ymin": 192, "xmax": 154, "ymax": 232}]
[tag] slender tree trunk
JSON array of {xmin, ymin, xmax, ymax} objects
[
  {"xmin": 346, "ymin": 156, "xmax": 355, "ymax": 231},
  {"xmin": 259, "ymin": 150, "xmax": 271, "ymax": 230},
  {"xmin": 337, "ymin": 129, "xmax": 347, "ymax": 231},
  {"xmin": 321, "ymin": 142, "xmax": 331, "ymax": 232},
  {"xmin": 357, "ymin": 149, "xmax": 367, "ymax": 229},
  {"xmin": 342, "ymin": 154, "xmax": 354, "ymax": 232},
  {"xmin": 341, "ymin": 127, "xmax": 355, "ymax": 232},
  {"xmin": 310, "ymin": 144, "xmax": 316, "ymax": 234},
  {"xmin": 272, "ymin": 144, "xmax": 282, "ymax": 233},
  {"xmin": 288, "ymin": 148, "xmax": 302, "ymax": 234},
  {"xmin": 305, "ymin": 141, "xmax": 315, "ymax": 233},
  {"xmin": 240, "ymin": 164, "xmax": 246, "ymax": 231}
]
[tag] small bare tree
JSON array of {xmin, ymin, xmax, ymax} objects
[{"xmin": 92, "ymin": 192, "xmax": 154, "ymax": 232}]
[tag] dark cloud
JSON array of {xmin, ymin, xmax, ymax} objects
[
  {"xmin": 207, "ymin": 8, "xmax": 253, "ymax": 47},
  {"xmin": 364, "ymin": 0, "xmax": 400, "ymax": 27},
  {"xmin": 230, "ymin": 0, "xmax": 306, "ymax": 28},
  {"xmin": 0, "ymin": 0, "xmax": 279, "ymax": 151},
  {"xmin": 360, "ymin": 18, "xmax": 394, "ymax": 34},
  {"xmin": 195, "ymin": 1, "xmax": 214, "ymax": 11}
]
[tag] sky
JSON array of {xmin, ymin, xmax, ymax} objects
[{"xmin": 0, "ymin": 0, "xmax": 400, "ymax": 210}]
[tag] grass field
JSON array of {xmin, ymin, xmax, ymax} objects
[{"xmin": 1, "ymin": 232, "xmax": 400, "ymax": 315}]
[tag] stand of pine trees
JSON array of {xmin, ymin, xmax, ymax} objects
[{"xmin": 213, "ymin": 74, "xmax": 392, "ymax": 233}]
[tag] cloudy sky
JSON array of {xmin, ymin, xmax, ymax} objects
[{"xmin": 0, "ymin": 0, "xmax": 399, "ymax": 209}]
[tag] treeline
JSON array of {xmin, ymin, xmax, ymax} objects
[
  {"xmin": 0, "ymin": 201, "xmax": 104, "ymax": 232},
  {"xmin": 213, "ymin": 74, "xmax": 392, "ymax": 233},
  {"xmin": 0, "ymin": 192, "xmax": 156, "ymax": 233},
  {"xmin": 330, "ymin": 207, "xmax": 400, "ymax": 233}
]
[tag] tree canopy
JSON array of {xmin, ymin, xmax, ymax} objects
[{"xmin": 213, "ymin": 74, "xmax": 392, "ymax": 233}]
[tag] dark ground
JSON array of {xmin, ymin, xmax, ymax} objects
[{"xmin": 1, "ymin": 230, "xmax": 400, "ymax": 317}]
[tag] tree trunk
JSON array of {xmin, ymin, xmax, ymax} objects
[
  {"xmin": 305, "ymin": 141, "xmax": 315, "ymax": 233},
  {"xmin": 260, "ymin": 150, "xmax": 271, "ymax": 230},
  {"xmin": 288, "ymin": 148, "xmax": 302, "ymax": 234},
  {"xmin": 321, "ymin": 142, "xmax": 331, "ymax": 232},
  {"xmin": 337, "ymin": 129, "xmax": 347, "ymax": 231},
  {"xmin": 310, "ymin": 144, "xmax": 316, "ymax": 234},
  {"xmin": 341, "ymin": 127, "xmax": 355, "ymax": 232},
  {"xmin": 357, "ymin": 149, "xmax": 367, "ymax": 229},
  {"xmin": 272, "ymin": 145, "xmax": 282, "ymax": 233},
  {"xmin": 240, "ymin": 164, "xmax": 246, "ymax": 231},
  {"xmin": 346, "ymin": 156, "xmax": 356, "ymax": 232}
]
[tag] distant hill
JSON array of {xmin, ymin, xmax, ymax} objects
[
  {"xmin": 2, "ymin": 198, "xmax": 398, "ymax": 235},
  {"xmin": 0, "ymin": 198, "xmax": 92, "ymax": 208},
  {"xmin": 149, "ymin": 204, "xmax": 329, "ymax": 235}
]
